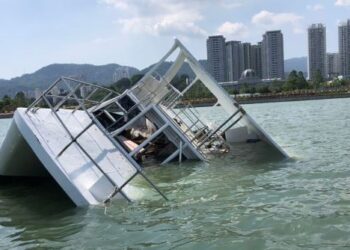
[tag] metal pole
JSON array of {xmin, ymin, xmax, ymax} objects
[
  {"xmin": 63, "ymin": 82, "xmax": 169, "ymax": 201},
  {"xmin": 42, "ymin": 95, "xmax": 131, "ymax": 202},
  {"xmin": 56, "ymin": 122, "xmax": 94, "ymax": 157},
  {"xmin": 128, "ymin": 124, "xmax": 168, "ymax": 157},
  {"xmin": 179, "ymin": 141, "xmax": 183, "ymax": 163},
  {"xmin": 104, "ymin": 171, "xmax": 138, "ymax": 204},
  {"xmin": 219, "ymin": 115, "xmax": 244, "ymax": 137},
  {"xmin": 26, "ymin": 77, "xmax": 62, "ymax": 113},
  {"xmin": 53, "ymin": 83, "xmax": 83, "ymax": 111},
  {"xmin": 197, "ymin": 109, "xmax": 241, "ymax": 148}
]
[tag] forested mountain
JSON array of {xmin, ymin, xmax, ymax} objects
[{"xmin": 0, "ymin": 64, "xmax": 139, "ymax": 96}]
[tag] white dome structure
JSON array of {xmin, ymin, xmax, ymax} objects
[
  {"xmin": 240, "ymin": 69, "xmax": 257, "ymax": 80},
  {"xmin": 239, "ymin": 69, "xmax": 260, "ymax": 84}
]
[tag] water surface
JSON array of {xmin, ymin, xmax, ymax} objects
[{"xmin": 1, "ymin": 99, "xmax": 350, "ymax": 249}]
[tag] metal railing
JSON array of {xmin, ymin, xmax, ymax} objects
[
  {"xmin": 26, "ymin": 76, "xmax": 168, "ymax": 204},
  {"xmin": 130, "ymin": 71, "xmax": 242, "ymax": 154}
]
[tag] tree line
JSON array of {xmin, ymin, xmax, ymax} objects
[
  {"xmin": 1, "ymin": 71, "xmax": 350, "ymax": 113},
  {"xmin": 0, "ymin": 92, "xmax": 33, "ymax": 113},
  {"xmin": 232, "ymin": 70, "xmax": 350, "ymax": 96}
]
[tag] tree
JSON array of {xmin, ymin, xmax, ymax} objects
[
  {"xmin": 171, "ymin": 74, "xmax": 188, "ymax": 92},
  {"xmin": 2, "ymin": 95, "xmax": 11, "ymax": 106},
  {"xmin": 283, "ymin": 70, "xmax": 299, "ymax": 90},
  {"xmin": 257, "ymin": 85, "xmax": 270, "ymax": 94},
  {"xmin": 313, "ymin": 70, "xmax": 324, "ymax": 89},
  {"xmin": 1, "ymin": 95, "xmax": 14, "ymax": 113},
  {"xmin": 283, "ymin": 70, "xmax": 309, "ymax": 91},
  {"xmin": 231, "ymin": 88, "xmax": 239, "ymax": 96},
  {"xmin": 270, "ymin": 80, "xmax": 283, "ymax": 93},
  {"xmin": 239, "ymin": 83, "xmax": 249, "ymax": 94},
  {"xmin": 297, "ymin": 71, "xmax": 308, "ymax": 89},
  {"xmin": 131, "ymin": 74, "xmax": 144, "ymax": 85},
  {"xmin": 14, "ymin": 91, "xmax": 27, "ymax": 107},
  {"xmin": 110, "ymin": 78, "xmax": 132, "ymax": 92}
]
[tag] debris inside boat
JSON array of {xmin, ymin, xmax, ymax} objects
[{"xmin": 0, "ymin": 39, "xmax": 288, "ymax": 206}]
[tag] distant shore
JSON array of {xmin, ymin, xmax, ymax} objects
[
  {"xmin": 187, "ymin": 92, "xmax": 350, "ymax": 107},
  {"xmin": 236, "ymin": 92, "xmax": 350, "ymax": 105},
  {"xmin": 0, "ymin": 113, "xmax": 14, "ymax": 119},
  {"xmin": 1, "ymin": 93, "xmax": 350, "ymax": 119}
]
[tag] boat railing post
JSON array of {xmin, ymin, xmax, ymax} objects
[
  {"xmin": 62, "ymin": 81, "xmax": 169, "ymax": 202},
  {"xmin": 196, "ymin": 109, "xmax": 243, "ymax": 149},
  {"xmin": 72, "ymin": 88, "xmax": 99, "ymax": 113},
  {"xmin": 219, "ymin": 114, "xmax": 245, "ymax": 137},
  {"xmin": 179, "ymin": 141, "xmax": 183, "ymax": 163},
  {"xmin": 42, "ymin": 94, "xmax": 132, "ymax": 202},
  {"xmin": 53, "ymin": 83, "xmax": 83, "ymax": 111},
  {"xmin": 104, "ymin": 171, "xmax": 139, "ymax": 204},
  {"xmin": 26, "ymin": 77, "xmax": 63, "ymax": 113},
  {"xmin": 128, "ymin": 124, "xmax": 168, "ymax": 157}
]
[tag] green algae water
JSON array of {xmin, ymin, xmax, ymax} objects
[{"xmin": 1, "ymin": 98, "xmax": 350, "ymax": 249}]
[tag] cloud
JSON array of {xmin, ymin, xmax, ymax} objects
[
  {"xmin": 217, "ymin": 22, "xmax": 248, "ymax": 39},
  {"xmin": 101, "ymin": 0, "xmax": 245, "ymax": 38},
  {"xmin": 307, "ymin": 4, "xmax": 324, "ymax": 11},
  {"xmin": 101, "ymin": 0, "xmax": 208, "ymax": 38},
  {"xmin": 220, "ymin": 1, "xmax": 242, "ymax": 9},
  {"xmin": 335, "ymin": 0, "xmax": 350, "ymax": 6},
  {"xmin": 252, "ymin": 10, "xmax": 303, "ymax": 34}
]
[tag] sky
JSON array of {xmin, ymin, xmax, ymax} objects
[{"xmin": 0, "ymin": 0, "xmax": 350, "ymax": 79}]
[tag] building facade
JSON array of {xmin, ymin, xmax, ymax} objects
[
  {"xmin": 339, "ymin": 20, "xmax": 350, "ymax": 78},
  {"xmin": 261, "ymin": 30, "xmax": 285, "ymax": 80},
  {"xmin": 207, "ymin": 35, "xmax": 226, "ymax": 82},
  {"xmin": 308, "ymin": 24, "xmax": 327, "ymax": 80},
  {"xmin": 250, "ymin": 43, "xmax": 262, "ymax": 79},
  {"xmin": 225, "ymin": 41, "xmax": 263, "ymax": 82},
  {"xmin": 242, "ymin": 43, "xmax": 252, "ymax": 70},
  {"xmin": 326, "ymin": 53, "xmax": 341, "ymax": 79},
  {"xmin": 226, "ymin": 41, "xmax": 243, "ymax": 81}
]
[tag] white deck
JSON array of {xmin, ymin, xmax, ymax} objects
[{"xmin": 14, "ymin": 108, "xmax": 138, "ymax": 206}]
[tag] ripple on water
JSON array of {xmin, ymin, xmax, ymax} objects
[{"xmin": 1, "ymin": 99, "xmax": 350, "ymax": 248}]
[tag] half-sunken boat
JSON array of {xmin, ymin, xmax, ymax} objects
[{"xmin": 0, "ymin": 39, "xmax": 288, "ymax": 206}]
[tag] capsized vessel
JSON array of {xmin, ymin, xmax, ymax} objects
[{"xmin": 0, "ymin": 39, "xmax": 288, "ymax": 206}]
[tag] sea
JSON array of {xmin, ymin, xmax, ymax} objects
[{"xmin": 1, "ymin": 98, "xmax": 350, "ymax": 249}]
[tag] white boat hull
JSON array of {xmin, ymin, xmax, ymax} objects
[
  {"xmin": 0, "ymin": 108, "xmax": 138, "ymax": 206},
  {"xmin": 0, "ymin": 118, "xmax": 47, "ymax": 177}
]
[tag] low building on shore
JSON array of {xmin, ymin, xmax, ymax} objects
[{"xmin": 219, "ymin": 68, "xmax": 282, "ymax": 90}]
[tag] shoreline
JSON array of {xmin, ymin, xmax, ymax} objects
[
  {"xmin": 188, "ymin": 93, "xmax": 350, "ymax": 107},
  {"xmin": 237, "ymin": 93, "xmax": 350, "ymax": 105},
  {"xmin": 1, "ymin": 93, "xmax": 350, "ymax": 119},
  {"xmin": 0, "ymin": 113, "xmax": 14, "ymax": 119}
]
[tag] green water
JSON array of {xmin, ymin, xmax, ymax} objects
[{"xmin": 1, "ymin": 99, "xmax": 350, "ymax": 249}]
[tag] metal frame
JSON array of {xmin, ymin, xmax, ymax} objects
[{"xmin": 26, "ymin": 77, "xmax": 168, "ymax": 204}]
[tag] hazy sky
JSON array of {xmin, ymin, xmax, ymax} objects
[{"xmin": 0, "ymin": 0, "xmax": 350, "ymax": 79}]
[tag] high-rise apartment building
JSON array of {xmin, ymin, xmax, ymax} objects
[
  {"xmin": 226, "ymin": 41, "xmax": 243, "ymax": 81},
  {"xmin": 250, "ymin": 43, "xmax": 262, "ymax": 79},
  {"xmin": 326, "ymin": 53, "xmax": 341, "ymax": 78},
  {"xmin": 207, "ymin": 35, "xmax": 226, "ymax": 82},
  {"xmin": 242, "ymin": 43, "xmax": 252, "ymax": 70},
  {"xmin": 339, "ymin": 20, "xmax": 350, "ymax": 78},
  {"xmin": 207, "ymin": 35, "xmax": 265, "ymax": 82},
  {"xmin": 261, "ymin": 30, "xmax": 285, "ymax": 79},
  {"xmin": 226, "ymin": 41, "xmax": 263, "ymax": 81},
  {"xmin": 308, "ymin": 24, "xmax": 327, "ymax": 80}
]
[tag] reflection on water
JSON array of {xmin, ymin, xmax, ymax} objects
[{"xmin": 1, "ymin": 99, "xmax": 350, "ymax": 249}]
